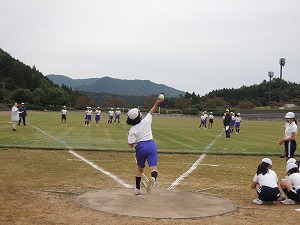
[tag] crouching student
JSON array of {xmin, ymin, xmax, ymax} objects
[
  {"xmin": 251, "ymin": 158, "xmax": 280, "ymax": 204},
  {"xmin": 280, "ymin": 163, "xmax": 300, "ymax": 204}
]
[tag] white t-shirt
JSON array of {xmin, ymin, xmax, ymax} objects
[
  {"xmin": 61, "ymin": 109, "xmax": 67, "ymax": 115},
  {"xmin": 235, "ymin": 116, "xmax": 241, "ymax": 122},
  {"xmin": 95, "ymin": 110, "xmax": 101, "ymax": 116},
  {"xmin": 209, "ymin": 114, "xmax": 214, "ymax": 120},
  {"xmin": 115, "ymin": 110, "xmax": 121, "ymax": 116},
  {"xmin": 128, "ymin": 113, "xmax": 153, "ymax": 145},
  {"xmin": 284, "ymin": 121, "xmax": 298, "ymax": 139},
  {"xmin": 287, "ymin": 173, "xmax": 300, "ymax": 189},
  {"xmin": 253, "ymin": 169, "xmax": 278, "ymax": 188},
  {"xmin": 108, "ymin": 110, "xmax": 114, "ymax": 117}
]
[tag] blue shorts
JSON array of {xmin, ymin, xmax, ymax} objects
[
  {"xmin": 86, "ymin": 115, "xmax": 92, "ymax": 120},
  {"xmin": 109, "ymin": 116, "xmax": 113, "ymax": 120},
  {"xmin": 135, "ymin": 140, "xmax": 158, "ymax": 168},
  {"xmin": 257, "ymin": 186, "xmax": 280, "ymax": 202},
  {"xmin": 235, "ymin": 122, "xmax": 241, "ymax": 128},
  {"xmin": 230, "ymin": 121, "xmax": 235, "ymax": 126},
  {"xmin": 116, "ymin": 115, "xmax": 120, "ymax": 119},
  {"xmin": 95, "ymin": 115, "xmax": 100, "ymax": 121},
  {"xmin": 285, "ymin": 140, "xmax": 297, "ymax": 158}
]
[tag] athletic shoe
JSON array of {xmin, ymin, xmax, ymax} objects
[
  {"xmin": 134, "ymin": 188, "xmax": 143, "ymax": 195},
  {"xmin": 281, "ymin": 199, "xmax": 296, "ymax": 205},
  {"xmin": 253, "ymin": 199, "xmax": 263, "ymax": 205}
]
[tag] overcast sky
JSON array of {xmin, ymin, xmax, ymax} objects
[{"xmin": 1, "ymin": 0, "xmax": 299, "ymax": 95}]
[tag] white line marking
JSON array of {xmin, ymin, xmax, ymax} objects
[
  {"xmin": 68, "ymin": 150, "xmax": 133, "ymax": 188},
  {"xmin": 28, "ymin": 123, "xmax": 133, "ymax": 189},
  {"xmin": 168, "ymin": 130, "xmax": 223, "ymax": 190}
]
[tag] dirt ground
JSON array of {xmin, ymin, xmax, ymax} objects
[{"xmin": 1, "ymin": 149, "xmax": 300, "ymax": 225}]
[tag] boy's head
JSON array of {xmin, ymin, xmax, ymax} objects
[{"xmin": 127, "ymin": 108, "xmax": 142, "ymax": 125}]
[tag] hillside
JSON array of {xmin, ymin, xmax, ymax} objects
[{"xmin": 47, "ymin": 74, "xmax": 184, "ymax": 97}]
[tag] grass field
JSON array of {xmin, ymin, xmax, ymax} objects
[
  {"xmin": 1, "ymin": 110, "xmax": 300, "ymax": 224},
  {"xmin": 0, "ymin": 110, "xmax": 292, "ymax": 156}
]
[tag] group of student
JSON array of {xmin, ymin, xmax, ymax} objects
[
  {"xmin": 60, "ymin": 106, "xmax": 122, "ymax": 127},
  {"xmin": 199, "ymin": 111, "xmax": 214, "ymax": 129},
  {"xmin": 251, "ymin": 111, "xmax": 299, "ymax": 205}
]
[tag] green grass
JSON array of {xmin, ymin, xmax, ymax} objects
[{"xmin": 0, "ymin": 110, "xmax": 292, "ymax": 156}]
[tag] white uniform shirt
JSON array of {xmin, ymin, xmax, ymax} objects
[
  {"xmin": 108, "ymin": 110, "xmax": 114, "ymax": 117},
  {"xmin": 95, "ymin": 110, "xmax": 101, "ymax": 116},
  {"xmin": 209, "ymin": 114, "xmax": 214, "ymax": 120},
  {"xmin": 235, "ymin": 116, "xmax": 241, "ymax": 122},
  {"xmin": 86, "ymin": 109, "xmax": 92, "ymax": 116},
  {"xmin": 128, "ymin": 113, "xmax": 153, "ymax": 145},
  {"xmin": 287, "ymin": 173, "xmax": 300, "ymax": 189},
  {"xmin": 284, "ymin": 121, "xmax": 298, "ymax": 139},
  {"xmin": 115, "ymin": 110, "xmax": 121, "ymax": 116},
  {"xmin": 253, "ymin": 169, "xmax": 278, "ymax": 188},
  {"xmin": 61, "ymin": 109, "xmax": 67, "ymax": 115},
  {"xmin": 201, "ymin": 115, "xmax": 206, "ymax": 121}
]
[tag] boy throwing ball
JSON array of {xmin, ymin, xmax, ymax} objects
[{"xmin": 127, "ymin": 94, "xmax": 164, "ymax": 195}]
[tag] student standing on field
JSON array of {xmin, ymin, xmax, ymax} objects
[
  {"xmin": 11, "ymin": 102, "xmax": 20, "ymax": 131},
  {"xmin": 127, "ymin": 96, "xmax": 164, "ymax": 195},
  {"xmin": 61, "ymin": 106, "xmax": 67, "ymax": 125},
  {"xmin": 277, "ymin": 112, "xmax": 298, "ymax": 161},
  {"xmin": 208, "ymin": 112, "xmax": 214, "ymax": 129},
  {"xmin": 108, "ymin": 108, "xmax": 114, "ymax": 124},
  {"xmin": 235, "ymin": 113, "xmax": 242, "ymax": 133},
  {"xmin": 251, "ymin": 158, "xmax": 280, "ymax": 204},
  {"xmin": 95, "ymin": 107, "xmax": 101, "ymax": 126},
  {"xmin": 114, "ymin": 107, "xmax": 121, "ymax": 125}
]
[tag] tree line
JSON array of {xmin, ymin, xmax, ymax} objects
[{"xmin": 1, "ymin": 48, "xmax": 299, "ymax": 114}]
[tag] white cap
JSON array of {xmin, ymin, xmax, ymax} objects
[
  {"xmin": 226, "ymin": 109, "xmax": 229, "ymax": 112},
  {"xmin": 127, "ymin": 108, "xmax": 140, "ymax": 120},
  {"xmin": 286, "ymin": 158, "xmax": 297, "ymax": 165},
  {"xmin": 237, "ymin": 113, "xmax": 240, "ymax": 116},
  {"xmin": 286, "ymin": 163, "xmax": 297, "ymax": 173},
  {"xmin": 285, "ymin": 112, "xmax": 295, "ymax": 119},
  {"xmin": 63, "ymin": 105, "xmax": 66, "ymax": 108},
  {"xmin": 97, "ymin": 107, "xmax": 100, "ymax": 109},
  {"xmin": 262, "ymin": 158, "xmax": 272, "ymax": 166},
  {"xmin": 21, "ymin": 102, "xmax": 25, "ymax": 105}
]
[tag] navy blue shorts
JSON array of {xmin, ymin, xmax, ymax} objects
[
  {"xmin": 284, "ymin": 140, "xmax": 297, "ymax": 158},
  {"xmin": 257, "ymin": 186, "xmax": 280, "ymax": 202},
  {"xmin": 135, "ymin": 140, "xmax": 158, "ymax": 168},
  {"xmin": 287, "ymin": 187, "xmax": 300, "ymax": 202}
]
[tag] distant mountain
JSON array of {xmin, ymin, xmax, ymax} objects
[{"xmin": 47, "ymin": 74, "xmax": 185, "ymax": 97}]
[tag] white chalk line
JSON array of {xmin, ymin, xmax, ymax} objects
[
  {"xmin": 168, "ymin": 130, "xmax": 224, "ymax": 190},
  {"xmin": 27, "ymin": 123, "xmax": 133, "ymax": 189}
]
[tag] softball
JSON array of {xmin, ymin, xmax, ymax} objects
[{"xmin": 158, "ymin": 93, "xmax": 165, "ymax": 101}]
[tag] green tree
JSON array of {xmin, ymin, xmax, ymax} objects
[
  {"xmin": 32, "ymin": 88, "xmax": 47, "ymax": 106},
  {"xmin": 11, "ymin": 88, "xmax": 32, "ymax": 103},
  {"xmin": 48, "ymin": 88, "xmax": 69, "ymax": 107}
]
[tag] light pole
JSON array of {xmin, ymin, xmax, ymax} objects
[
  {"xmin": 268, "ymin": 71, "xmax": 274, "ymax": 106},
  {"xmin": 279, "ymin": 58, "xmax": 286, "ymax": 103}
]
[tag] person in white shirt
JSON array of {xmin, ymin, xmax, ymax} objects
[
  {"xmin": 208, "ymin": 112, "xmax": 214, "ymax": 129},
  {"xmin": 108, "ymin": 108, "xmax": 114, "ymax": 125},
  {"xmin": 114, "ymin": 107, "xmax": 121, "ymax": 125},
  {"xmin": 61, "ymin": 106, "xmax": 67, "ymax": 125},
  {"xmin": 277, "ymin": 112, "xmax": 298, "ymax": 161},
  {"xmin": 235, "ymin": 113, "xmax": 242, "ymax": 133},
  {"xmin": 127, "ymin": 96, "xmax": 164, "ymax": 195},
  {"xmin": 280, "ymin": 163, "xmax": 300, "ymax": 204},
  {"xmin": 11, "ymin": 102, "xmax": 20, "ymax": 131},
  {"xmin": 95, "ymin": 107, "xmax": 101, "ymax": 126},
  {"xmin": 251, "ymin": 158, "xmax": 280, "ymax": 204},
  {"xmin": 85, "ymin": 107, "xmax": 92, "ymax": 127}
]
